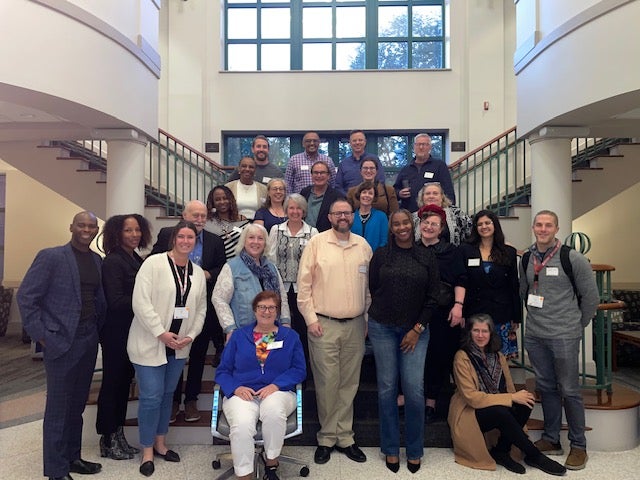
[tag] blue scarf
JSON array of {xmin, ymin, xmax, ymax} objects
[{"xmin": 240, "ymin": 249, "xmax": 280, "ymax": 294}]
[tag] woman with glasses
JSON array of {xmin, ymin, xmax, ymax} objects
[
  {"xmin": 448, "ymin": 314, "xmax": 566, "ymax": 476},
  {"xmin": 350, "ymin": 181, "xmax": 388, "ymax": 251},
  {"xmin": 368, "ymin": 209, "xmax": 440, "ymax": 473},
  {"xmin": 212, "ymin": 223, "xmax": 290, "ymax": 341},
  {"xmin": 460, "ymin": 210, "xmax": 521, "ymax": 358},
  {"xmin": 417, "ymin": 204, "xmax": 467, "ymax": 424},
  {"xmin": 215, "ymin": 291, "xmax": 306, "ymax": 480},
  {"xmin": 254, "ymin": 179, "xmax": 288, "ymax": 233},
  {"xmin": 413, "ymin": 182, "xmax": 472, "ymax": 246},
  {"xmin": 346, "ymin": 159, "xmax": 399, "ymax": 216}
]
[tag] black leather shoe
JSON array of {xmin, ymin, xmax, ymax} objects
[
  {"xmin": 49, "ymin": 476, "xmax": 74, "ymax": 480},
  {"xmin": 153, "ymin": 448, "xmax": 180, "ymax": 462},
  {"xmin": 385, "ymin": 456, "xmax": 400, "ymax": 473},
  {"xmin": 335, "ymin": 444, "xmax": 367, "ymax": 463},
  {"xmin": 491, "ymin": 449, "xmax": 525, "ymax": 474},
  {"xmin": 139, "ymin": 461, "xmax": 155, "ymax": 477},
  {"xmin": 314, "ymin": 446, "xmax": 333, "ymax": 464},
  {"xmin": 407, "ymin": 460, "xmax": 421, "ymax": 473},
  {"xmin": 69, "ymin": 459, "xmax": 102, "ymax": 475}
]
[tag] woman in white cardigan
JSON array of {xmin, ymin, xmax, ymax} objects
[{"xmin": 127, "ymin": 220, "xmax": 207, "ymax": 477}]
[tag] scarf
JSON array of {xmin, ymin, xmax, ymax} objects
[
  {"xmin": 240, "ymin": 249, "xmax": 280, "ymax": 293},
  {"xmin": 467, "ymin": 343, "xmax": 503, "ymax": 394}
]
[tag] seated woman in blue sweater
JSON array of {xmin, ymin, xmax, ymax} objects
[
  {"xmin": 350, "ymin": 181, "xmax": 388, "ymax": 251},
  {"xmin": 215, "ymin": 291, "xmax": 306, "ymax": 480}
]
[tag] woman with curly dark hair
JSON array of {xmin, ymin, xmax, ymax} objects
[
  {"xmin": 205, "ymin": 185, "xmax": 250, "ymax": 259},
  {"xmin": 460, "ymin": 210, "xmax": 521, "ymax": 358},
  {"xmin": 96, "ymin": 214, "xmax": 151, "ymax": 459}
]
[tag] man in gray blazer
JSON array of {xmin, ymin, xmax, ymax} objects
[{"xmin": 18, "ymin": 211, "xmax": 107, "ymax": 480}]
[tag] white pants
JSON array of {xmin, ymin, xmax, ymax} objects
[{"xmin": 222, "ymin": 391, "xmax": 297, "ymax": 476}]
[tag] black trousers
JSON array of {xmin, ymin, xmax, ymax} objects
[
  {"xmin": 424, "ymin": 308, "xmax": 462, "ymax": 400},
  {"xmin": 475, "ymin": 403, "xmax": 539, "ymax": 459},
  {"xmin": 96, "ymin": 317, "xmax": 134, "ymax": 434},
  {"xmin": 174, "ymin": 308, "xmax": 223, "ymax": 403},
  {"xmin": 288, "ymin": 286, "xmax": 311, "ymax": 379},
  {"xmin": 44, "ymin": 321, "xmax": 98, "ymax": 477}
]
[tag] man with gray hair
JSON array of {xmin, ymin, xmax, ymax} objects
[
  {"xmin": 393, "ymin": 133, "xmax": 455, "ymax": 212},
  {"xmin": 519, "ymin": 210, "xmax": 599, "ymax": 471}
]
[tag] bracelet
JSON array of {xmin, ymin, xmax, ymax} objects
[
  {"xmin": 412, "ymin": 327, "xmax": 422, "ymax": 335},
  {"xmin": 454, "ymin": 301, "xmax": 464, "ymax": 306}
]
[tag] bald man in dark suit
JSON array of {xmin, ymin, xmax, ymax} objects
[{"xmin": 18, "ymin": 211, "xmax": 107, "ymax": 480}]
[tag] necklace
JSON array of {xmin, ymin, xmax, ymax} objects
[
  {"xmin": 215, "ymin": 216, "xmax": 232, "ymax": 236},
  {"xmin": 360, "ymin": 212, "xmax": 371, "ymax": 223}
]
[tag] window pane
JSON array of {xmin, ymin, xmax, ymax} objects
[
  {"xmin": 378, "ymin": 136, "xmax": 408, "ymax": 168},
  {"xmin": 378, "ymin": 42, "xmax": 407, "ymax": 69},
  {"xmin": 378, "ymin": 6, "xmax": 407, "ymax": 37},
  {"xmin": 266, "ymin": 137, "xmax": 291, "ymax": 168},
  {"xmin": 412, "ymin": 41, "xmax": 443, "ymax": 69},
  {"xmin": 413, "ymin": 6, "xmax": 443, "ymax": 37},
  {"xmin": 262, "ymin": 0, "xmax": 289, "ymax": 3},
  {"xmin": 302, "ymin": 43, "xmax": 332, "ymax": 70},
  {"xmin": 262, "ymin": 8, "xmax": 290, "ymax": 39},
  {"xmin": 261, "ymin": 44, "xmax": 291, "ymax": 70},
  {"xmin": 303, "ymin": 7, "xmax": 332, "ymax": 38},
  {"xmin": 336, "ymin": 6, "xmax": 365, "ymax": 38},
  {"xmin": 227, "ymin": 44, "xmax": 257, "ymax": 70},
  {"xmin": 228, "ymin": 0, "xmax": 256, "ymax": 3},
  {"xmin": 225, "ymin": 137, "xmax": 254, "ymax": 166},
  {"xmin": 336, "ymin": 42, "xmax": 365, "ymax": 70},
  {"xmin": 228, "ymin": 9, "xmax": 257, "ymax": 39}
]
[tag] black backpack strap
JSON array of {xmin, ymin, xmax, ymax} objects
[
  {"xmin": 521, "ymin": 250, "xmax": 531, "ymax": 299},
  {"xmin": 560, "ymin": 245, "xmax": 580, "ymax": 304}
]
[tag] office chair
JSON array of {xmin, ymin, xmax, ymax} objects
[{"xmin": 211, "ymin": 383, "xmax": 310, "ymax": 479}]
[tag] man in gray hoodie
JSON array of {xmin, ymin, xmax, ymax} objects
[{"xmin": 520, "ymin": 210, "xmax": 599, "ymax": 472}]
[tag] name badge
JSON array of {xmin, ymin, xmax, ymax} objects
[
  {"xmin": 424, "ymin": 171, "xmax": 434, "ymax": 179},
  {"xmin": 300, "ymin": 238, "xmax": 308, "ymax": 246},
  {"xmin": 267, "ymin": 340, "xmax": 284, "ymax": 350},
  {"xmin": 527, "ymin": 294, "xmax": 544, "ymax": 308},
  {"xmin": 468, "ymin": 258, "xmax": 481, "ymax": 267},
  {"xmin": 359, "ymin": 264, "xmax": 368, "ymax": 274},
  {"xmin": 262, "ymin": 177, "xmax": 272, "ymax": 183},
  {"xmin": 546, "ymin": 267, "xmax": 559, "ymax": 276},
  {"xmin": 301, "ymin": 165, "xmax": 310, "ymax": 171},
  {"xmin": 174, "ymin": 306, "xmax": 189, "ymax": 319}
]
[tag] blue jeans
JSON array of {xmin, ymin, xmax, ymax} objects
[
  {"xmin": 133, "ymin": 357, "xmax": 186, "ymax": 447},
  {"xmin": 525, "ymin": 335, "xmax": 586, "ymax": 449},
  {"xmin": 368, "ymin": 319, "xmax": 429, "ymax": 460}
]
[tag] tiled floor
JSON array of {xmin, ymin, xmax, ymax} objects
[{"xmin": 1, "ymin": 419, "xmax": 640, "ymax": 480}]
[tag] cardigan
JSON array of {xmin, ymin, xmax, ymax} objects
[
  {"xmin": 448, "ymin": 350, "xmax": 516, "ymax": 471},
  {"xmin": 127, "ymin": 253, "xmax": 207, "ymax": 366},
  {"xmin": 351, "ymin": 208, "xmax": 388, "ymax": 251},
  {"xmin": 215, "ymin": 322, "xmax": 306, "ymax": 398}
]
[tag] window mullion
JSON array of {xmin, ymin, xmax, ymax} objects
[{"xmin": 291, "ymin": 0, "xmax": 303, "ymax": 70}]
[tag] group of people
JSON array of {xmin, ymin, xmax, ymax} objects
[{"xmin": 16, "ymin": 131, "xmax": 600, "ymax": 480}]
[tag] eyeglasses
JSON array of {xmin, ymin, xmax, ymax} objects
[
  {"xmin": 361, "ymin": 167, "xmax": 377, "ymax": 171},
  {"xmin": 330, "ymin": 211, "xmax": 353, "ymax": 218},
  {"xmin": 256, "ymin": 305, "xmax": 277, "ymax": 312},
  {"xmin": 270, "ymin": 187, "xmax": 285, "ymax": 192},
  {"xmin": 477, "ymin": 220, "xmax": 493, "ymax": 227},
  {"xmin": 415, "ymin": 143, "xmax": 432, "ymax": 147},
  {"xmin": 421, "ymin": 221, "xmax": 441, "ymax": 228},
  {"xmin": 312, "ymin": 171, "xmax": 329, "ymax": 175}
]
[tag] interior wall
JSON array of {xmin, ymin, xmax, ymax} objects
[
  {"xmin": 573, "ymin": 183, "xmax": 640, "ymax": 287},
  {"xmin": 159, "ymin": 0, "xmax": 517, "ymax": 162}
]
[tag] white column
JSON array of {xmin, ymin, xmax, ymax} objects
[
  {"xmin": 103, "ymin": 135, "xmax": 147, "ymax": 217},
  {"xmin": 527, "ymin": 133, "xmax": 572, "ymax": 241}
]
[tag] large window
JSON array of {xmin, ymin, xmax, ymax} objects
[
  {"xmin": 224, "ymin": 0, "xmax": 446, "ymax": 71},
  {"xmin": 223, "ymin": 131, "xmax": 445, "ymax": 183}
]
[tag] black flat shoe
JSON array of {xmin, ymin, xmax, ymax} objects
[
  {"xmin": 153, "ymin": 448, "xmax": 180, "ymax": 462},
  {"xmin": 139, "ymin": 461, "xmax": 154, "ymax": 477},
  {"xmin": 385, "ymin": 456, "xmax": 400, "ymax": 473},
  {"xmin": 407, "ymin": 460, "xmax": 421, "ymax": 473},
  {"xmin": 491, "ymin": 449, "xmax": 525, "ymax": 474},
  {"xmin": 335, "ymin": 444, "xmax": 367, "ymax": 463},
  {"xmin": 49, "ymin": 476, "xmax": 74, "ymax": 480},
  {"xmin": 69, "ymin": 459, "xmax": 102, "ymax": 475},
  {"xmin": 314, "ymin": 446, "xmax": 333, "ymax": 464}
]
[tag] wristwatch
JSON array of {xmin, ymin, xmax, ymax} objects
[{"xmin": 413, "ymin": 322, "xmax": 426, "ymax": 334}]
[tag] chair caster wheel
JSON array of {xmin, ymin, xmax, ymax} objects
[
  {"xmin": 212, "ymin": 460, "xmax": 221, "ymax": 469},
  {"xmin": 300, "ymin": 466, "xmax": 310, "ymax": 477}
]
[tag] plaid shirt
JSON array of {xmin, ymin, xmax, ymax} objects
[{"xmin": 284, "ymin": 152, "xmax": 337, "ymax": 194}]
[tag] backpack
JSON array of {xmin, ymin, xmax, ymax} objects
[{"xmin": 521, "ymin": 245, "xmax": 581, "ymax": 306}]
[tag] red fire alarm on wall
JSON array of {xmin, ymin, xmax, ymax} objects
[{"xmin": 483, "ymin": 101, "xmax": 490, "ymax": 111}]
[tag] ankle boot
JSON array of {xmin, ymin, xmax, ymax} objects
[
  {"xmin": 100, "ymin": 433, "xmax": 133, "ymax": 460},
  {"xmin": 116, "ymin": 425, "xmax": 140, "ymax": 454}
]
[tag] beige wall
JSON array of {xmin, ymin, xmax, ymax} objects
[
  {"xmin": 159, "ymin": 1, "xmax": 518, "ymax": 161},
  {"xmin": 573, "ymin": 183, "xmax": 640, "ymax": 288}
]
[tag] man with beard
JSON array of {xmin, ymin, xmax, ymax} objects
[
  {"xmin": 228, "ymin": 135, "xmax": 283, "ymax": 185},
  {"xmin": 296, "ymin": 199, "xmax": 373, "ymax": 465},
  {"xmin": 285, "ymin": 131, "xmax": 337, "ymax": 193}
]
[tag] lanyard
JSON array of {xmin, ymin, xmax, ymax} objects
[
  {"xmin": 532, "ymin": 240, "xmax": 560, "ymax": 293},
  {"xmin": 169, "ymin": 256, "xmax": 190, "ymax": 306}
]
